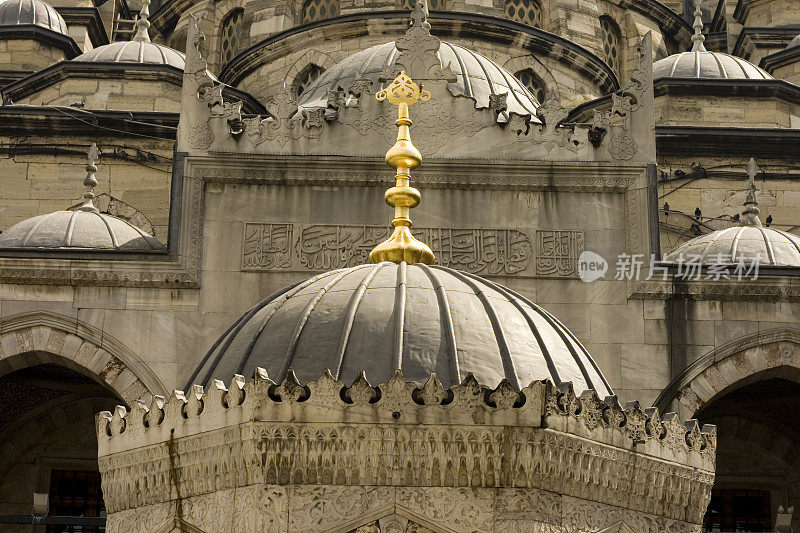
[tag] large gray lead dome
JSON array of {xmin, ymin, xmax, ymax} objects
[{"xmin": 188, "ymin": 263, "xmax": 612, "ymax": 396}]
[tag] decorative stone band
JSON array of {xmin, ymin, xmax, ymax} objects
[{"xmin": 97, "ymin": 370, "xmax": 716, "ymax": 525}]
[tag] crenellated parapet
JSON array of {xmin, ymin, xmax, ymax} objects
[{"xmin": 97, "ymin": 368, "xmax": 715, "ymax": 530}]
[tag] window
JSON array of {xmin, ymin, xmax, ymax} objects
[
  {"xmin": 702, "ymin": 489, "xmax": 771, "ymax": 532},
  {"xmin": 514, "ymin": 68, "xmax": 546, "ymax": 103},
  {"xmin": 399, "ymin": 0, "xmax": 444, "ymax": 9},
  {"xmin": 294, "ymin": 64, "xmax": 324, "ymax": 98},
  {"xmin": 47, "ymin": 469, "xmax": 105, "ymax": 533},
  {"xmin": 169, "ymin": 27, "xmax": 187, "ymax": 53},
  {"xmin": 504, "ymin": 0, "xmax": 541, "ymax": 28},
  {"xmin": 220, "ymin": 9, "xmax": 244, "ymax": 64},
  {"xmin": 600, "ymin": 16, "xmax": 621, "ymax": 74},
  {"xmin": 301, "ymin": 0, "xmax": 339, "ymax": 23}
]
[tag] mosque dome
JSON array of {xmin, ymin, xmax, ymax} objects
[
  {"xmin": 73, "ymin": 0, "xmax": 184, "ymax": 69},
  {"xmin": 665, "ymin": 159, "xmax": 800, "ymax": 267},
  {"xmin": 0, "ymin": 0, "xmax": 68, "ymax": 34},
  {"xmin": 74, "ymin": 41, "xmax": 185, "ymax": 69},
  {"xmin": 188, "ymin": 262, "xmax": 613, "ymax": 396},
  {"xmin": 653, "ymin": 3, "xmax": 771, "ymax": 81},
  {"xmin": 0, "ymin": 210, "xmax": 164, "ymax": 250},
  {"xmin": 653, "ymin": 51, "xmax": 772, "ymax": 80},
  {"xmin": 297, "ymin": 41, "xmax": 541, "ymax": 118},
  {"xmin": 0, "ymin": 144, "xmax": 163, "ymax": 251}
]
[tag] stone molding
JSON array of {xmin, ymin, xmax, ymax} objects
[
  {"xmin": 0, "ymin": 311, "xmax": 167, "ymax": 400},
  {"xmin": 655, "ymin": 330, "xmax": 800, "ymax": 415},
  {"xmin": 97, "ymin": 370, "xmax": 716, "ymax": 526},
  {"xmin": 629, "ymin": 275, "xmax": 800, "ymax": 302}
]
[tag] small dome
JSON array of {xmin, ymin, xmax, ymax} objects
[
  {"xmin": 0, "ymin": 0, "xmax": 67, "ymax": 34},
  {"xmin": 787, "ymin": 35, "xmax": 800, "ymax": 50},
  {"xmin": 298, "ymin": 41, "xmax": 540, "ymax": 118},
  {"xmin": 664, "ymin": 226, "xmax": 800, "ymax": 266},
  {"xmin": 653, "ymin": 51, "xmax": 772, "ymax": 80},
  {"xmin": 188, "ymin": 263, "xmax": 612, "ymax": 396},
  {"xmin": 0, "ymin": 210, "xmax": 164, "ymax": 250},
  {"xmin": 73, "ymin": 41, "xmax": 185, "ymax": 69}
]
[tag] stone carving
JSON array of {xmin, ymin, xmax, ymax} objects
[
  {"xmin": 386, "ymin": 0, "xmax": 456, "ymax": 83},
  {"xmin": 508, "ymin": 97, "xmax": 589, "ymax": 152},
  {"xmin": 242, "ymin": 223, "xmax": 535, "ymax": 275},
  {"xmin": 243, "ymin": 87, "xmax": 325, "ymax": 147},
  {"xmin": 535, "ymin": 230, "xmax": 584, "ymax": 277},
  {"xmin": 591, "ymin": 33, "xmax": 653, "ymax": 161},
  {"xmin": 97, "ymin": 371, "xmax": 716, "ymax": 529}
]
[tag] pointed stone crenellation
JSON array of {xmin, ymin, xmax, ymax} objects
[{"xmin": 96, "ymin": 368, "xmax": 716, "ymax": 528}]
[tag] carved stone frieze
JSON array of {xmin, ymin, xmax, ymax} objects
[{"xmin": 97, "ymin": 371, "xmax": 715, "ymax": 530}]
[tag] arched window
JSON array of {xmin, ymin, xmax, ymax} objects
[
  {"xmin": 220, "ymin": 9, "xmax": 244, "ymax": 64},
  {"xmin": 399, "ymin": 0, "xmax": 445, "ymax": 9},
  {"xmin": 169, "ymin": 27, "xmax": 187, "ymax": 53},
  {"xmin": 301, "ymin": 0, "xmax": 339, "ymax": 23},
  {"xmin": 514, "ymin": 68, "xmax": 546, "ymax": 103},
  {"xmin": 600, "ymin": 16, "xmax": 621, "ymax": 75},
  {"xmin": 294, "ymin": 64, "xmax": 325, "ymax": 98},
  {"xmin": 504, "ymin": 0, "xmax": 541, "ymax": 28}
]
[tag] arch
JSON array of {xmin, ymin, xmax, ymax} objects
[
  {"xmin": 301, "ymin": 0, "xmax": 339, "ymax": 23},
  {"xmin": 220, "ymin": 8, "xmax": 244, "ymax": 65},
  {"xmin": 655, "ymin": 327, "xmax": 800, "ymax": 417},
  {"xmin": 69, "ymin": 193, "xmax": 157, "ymax": 238},
  {"xmin": 284, "ymin": 49, "xmax": 336, "ymax": 92},
  {"xmin": 504, "ymin": 0, "xmax": 542, "ymax": 28},
  {"xmin": 0, "ymin": 311, "xmax": 168, "ymax": 403},
  {"xmin": 513, "ymin": 68, "xmax": 546, "ymax": 103},
  {"xmin": 502, "ymin": 55, "xmax": 560, "ymax": 102}
]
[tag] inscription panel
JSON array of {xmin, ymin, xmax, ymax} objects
[{"xmin": 242, "ymin": 223, "xmax": 583, "ymax": 277}]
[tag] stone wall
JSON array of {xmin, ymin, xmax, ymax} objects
[
  {"xmin": 772, "ymin": 59, "xmax": 800, "ymax": 86},
  {"xmin": 14, "ymin": 78, "xmax": 182, "ymax": 113},
  {"xmin": 655, "ymin": 94, "xmax": 800, "ymax": 129},
  {"xmin": 0, "ymin": 39, "xmax": 66, "ymax": 73},
  {"xmin": 736, "ymin": 0, "xmax": 800, "ymax": 27}
]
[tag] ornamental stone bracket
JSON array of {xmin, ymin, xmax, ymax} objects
[{"xmin": 97, "ymin": 370, "xmax": 716, "ymax": 533}]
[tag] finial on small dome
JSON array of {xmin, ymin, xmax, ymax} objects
[
  {"xmin": 691, "ymin": 0, "xmax": 707, "ymax": 52},
  {"xmin": 133, "ymin": 0, "xmax": 152, "ymax": 43},
  {"xmin": 77, "ymin": 143, "xmax": 101, "ymax": 213},
  {"xmin": 741, "ymin": 158, "xmax": 762, "ymax": 227},
  {"xmin": 368, "ymin": 71, "xmax": 435, "ymax": 265}
]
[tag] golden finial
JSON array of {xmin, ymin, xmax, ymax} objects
[{"xmin": 369, "ymin": 71, "xmax": 435, "ymax": 265}]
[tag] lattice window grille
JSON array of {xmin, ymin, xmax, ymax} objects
[
  {"xmin": 600, "ymin": 17, "xmax": 620, "ymax": 74},
  {"xmin": 514, "ymin": 69, "xmax": 546, "ymax": 104},
  {"xmin": 504, "ymin": 0, "xmax": 541, "ymax": 28},
  {"xmin": 220, "ymin": 9, "xmax": 243, "ymax": 65},
  {"xmin": 295, "ymin": 65, "xmax": 324, "ymax": 98},
  {"xmin": 302, "ymin": 0, "xmax": 339, "ymax": 23}
]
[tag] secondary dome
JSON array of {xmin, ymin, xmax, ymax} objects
[
  {"xmin": 0, "ymin": 210, "xmax": 164, "ymax": 250},
  {"xmin": 188, "ymin": 263, "xmax": 612, "ymax": 396},
  {"xmin": 297, "ymin": 41, "xmax": 541, "ymax": 118},
  {"xmin": 0, "ymin": 0, "xmax": 67, "ymax": 34},
  {"xmin": 653, "ymin": 51, "xmax": 772, "ymax": 80},
  {"xmin": 74, "ymin": 41, "xmax": 185, "ymax": 69},
  {"xmin": 665, "ymin": 159, "xmax": 800, "ymax": 266}
]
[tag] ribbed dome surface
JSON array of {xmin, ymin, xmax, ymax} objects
[
  {"xmin": 0, "ymin": 210, "xmax": 164, "ymax": 250},
  {"xmin": 298, "ymin": 41, "xmax": 540, "ymax": 118},
  {"xmin": 665, "ymin": 226, "xmax": 800, "ymax": 266},
  {"xmin": 788, "ymin": 35, "xmax": 800, "ymax": 50},
  {"xmin": 0, "ymin": 0, "xmax": 67, "ymax": 33},
  {"xmin": 74, "ymin": 41, "xmax": 185, "ymax": 69},
  {"xmin": 653, "ymin": 51, "xmax": 772, "ymax": 80},
  {"xmin": 188, "ymin": 263, "xmax": 612, "ymax": 396}
]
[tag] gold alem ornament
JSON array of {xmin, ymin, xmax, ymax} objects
[{"xmin": 369, "ymin": 71, "xmax": 436, "ymax": 265}]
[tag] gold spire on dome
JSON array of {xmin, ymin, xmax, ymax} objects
[
  {"xmin": 368, "ymin": 71, "xmax": 435, "ymax": 265},
  {"xmin": 133, "ymin": 0, "xmax": 152, "ymax": 43},
  {"xmin": 78, "ymin": 143, "xmax": 101, "ymax": 213},
  {"xmin": 691, "ymin": 0, "xmax": 707, "ymax": 52}
]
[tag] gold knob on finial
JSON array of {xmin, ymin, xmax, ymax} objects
[{"xmin": 369, "ymin": 71, "xmax": 435, "ymax": 265}]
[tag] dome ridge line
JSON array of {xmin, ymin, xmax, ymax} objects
[
  {"xmin": 757, "ymin": 227, "xmax": 775, "ymax": 264},
  {"xmin": 435, "ymin": 265, "xmax": 520, "ymax": 390},
  {"xmin": 19, "ymin": 210, "xmax": 53, "ymax": 246},
  {"xmin": 334, "ymin": 263, "xmax": 389, "ymax": 378},
  {"xmin": 419, "ymin": 264, "xmax": 460, "ymax": 383},
  {"xmin": 278, "ymin": 266, "xmax": 370, "ymax": 382},
  {"xmin": 64, "ymin": 210, "xmax": 79, "ymax": 247},
  {"xmin": 392, "ymin": 262, "xmax": 408, "ymax": 371},
  {"xmin": 458, "ymin": 269, "xmax": 563, "ymax": 385}
]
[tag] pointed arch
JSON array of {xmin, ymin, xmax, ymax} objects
[{"xmin": 0, "ymin": 311, "xmax": 168, "ymax": 403}]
